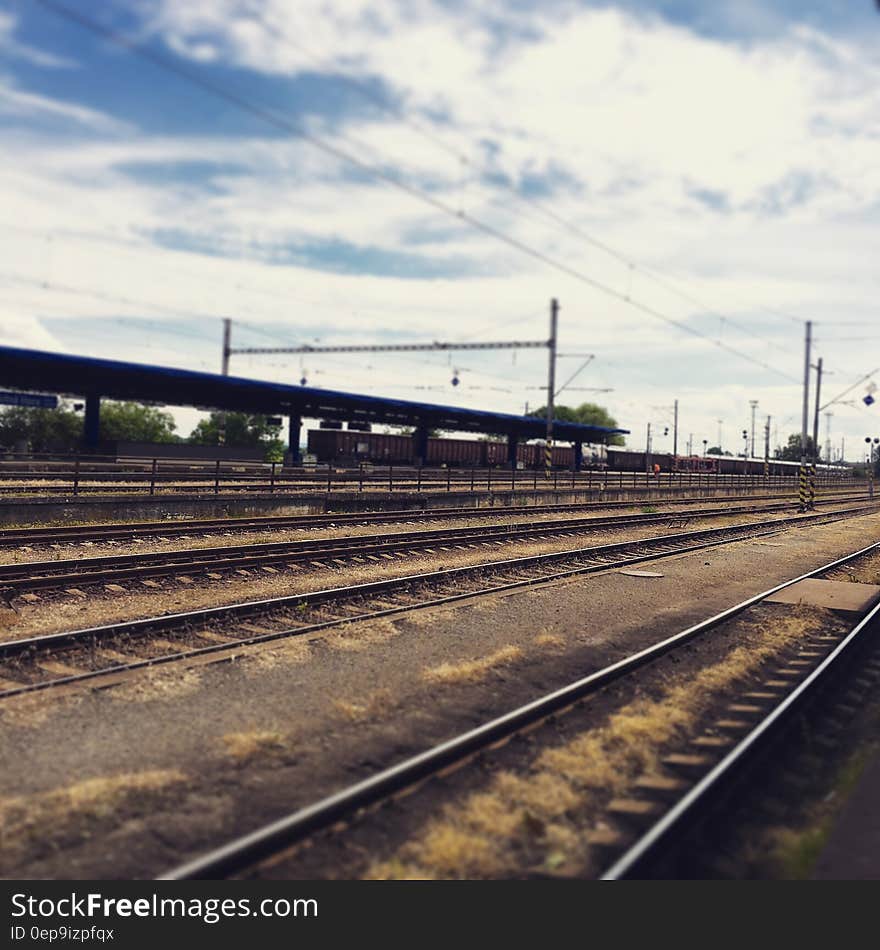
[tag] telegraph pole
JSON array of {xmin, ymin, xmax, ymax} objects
[
  {"xmin": 749, "ymin": 399, "xmax": 759, "ymax": 457},
  {"xmin": 812, "ymin": 358, "xmax": 823, "ymax": 456},
  {"xmin": 764, "ymin": 415, "xmax": 771, "ymax": 477},
  {"xmin": 646, "ymin": 422, "xmax": 652, "ymax": 473},
  {"xmin": 810, "ymin": 356, "xmax": 822, "ymax": 507},
  {"xmin": 545, "ymin": 298, "xmax": 559, "ymax": 475},
  {"xmin": 799, "ymin": 321, "xmax": 812, "ymax": 511},
  {"xmin": 221, "ymin": 318, "xmax": 231, "ymax": 376},
  {"xmin": 219, "ymin": 318, "xmax": 232, "ymax": 446},
  {"xmin": 672, "ymin": 398, "xmax": 679, "ymax": 458}
]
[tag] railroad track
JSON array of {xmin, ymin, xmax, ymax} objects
[
  {"xmin": 0, "ymin": 503, "xmax": 875, "ymax": 701},
  {"xmin": 0, "ymin": 498, "xmax": 873, "ymax": 595},
  {"xmin": 0, "ymin": 489, "xmax": 866, "ymax": 549},
  {"xmin": 155, "ymin": 537, "xmax": 880, "ymax": 880},
  {"xmin": 601, "ymin": 610, "xmax": 880, "ymax": 879}
]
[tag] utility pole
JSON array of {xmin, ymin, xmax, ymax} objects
[
  {"xmin": 219, "ymin": 318, "xmax": 232, "ymax": 447},
  {"xmin": 749, "ymin": 399, "xmax": 759, "ymax": 457},
  {"xmin": 812, "ymin": 357, "xmax": 823, "ymax": 458},
  {"xmin": 545, "ymin": 298, "xmax": 558, "ymax": 475},
  {"xmin": 824, "ymin": 411, "xmax": 832, "ymax": 462},
  {"xmin": 646, "ymin": 422, "xmax": 652, "ymax": 473},
  {"xmin": 717, "ymin": 419, "xmax": 722, "ymax": 452},
  {"xmin": 764, "ymin": 415, "xmax": 771, "ymax": 476},
  {"xmin": 672, "ymin": 399, "xmax": 679, "ymax": 458},
  {"xmin": 221, "ymin": 318, "xmax": 231, "ymax": 376},
  {"xmin": 799, "ymin": 321, "xmax": 812, "ymax": 511},
  {"xmin": 687, "ymin": 433, "xmax": 693, "ymax": 456},
  {"xmin": 810, "ymin": 356, "xmax": 822, "ymax": 508}
]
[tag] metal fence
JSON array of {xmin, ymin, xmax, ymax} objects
[{"xmin": 0, "ymin": 455, "xmax": 859, "ymax": 497}]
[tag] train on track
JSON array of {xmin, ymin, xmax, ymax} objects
[{"xmin": 306, "ymin": 429, "xmax": 847, "ymax": 477}]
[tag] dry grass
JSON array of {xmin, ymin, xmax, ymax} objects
[
  {"xmin": 243, "ymin": 636, "xmax": 312, "ymax": 673},
  {"xmin": 0, "ymin": 769, "xmax": 187, "ymax": 867},
  {"xmin": 326, "ymin": 617, "xmax": 400, "ymax": 652},
  {"xmin": 534, "ymin": 631, "xmax": 564, "ymax": 647},
  {"xmin": 221, "ymin": 730, "xmax": 289, "ymax": 760},
  {"xmin": 422, "ymin": 645, "xmax": 524, "ymax": 685},
  {"xmin": 106, "ymin": 666, "xmax": 204, "ymax": 704},
  {"xmin": 0, "ymin": 690, "xmax": 83, "ymax": 729},
  {"xmin": 332, "ymin": 688, "xmax": 397, "ymax": 722},
  {"xmin": 368, "ymin": 609, "xmax": 825, "ymax": 879}
]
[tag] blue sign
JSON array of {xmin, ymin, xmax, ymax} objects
[
  {"xmin": 0, "ymin": 391, "xmax": 58, "ymax": 409},
  {"xmin": 865, "ymin": 394, "xmax": 875, "ymax": 406}
]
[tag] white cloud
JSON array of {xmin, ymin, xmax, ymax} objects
[
  {"xmin": 0, "ymin": 78, "xmax": 131, "ymax": 133},
  {"xmin": 0, "ymin": 10, "xmax": 76, "ymax": 69},
  {"xmin": 1, "ymin": 1, "xmax": 879, "ymax": 449}
]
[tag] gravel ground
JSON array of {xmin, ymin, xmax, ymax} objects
[{"xmin": 1, "ymin": 510, "xmax": 879, "ymax": 878}]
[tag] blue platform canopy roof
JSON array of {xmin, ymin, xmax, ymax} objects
[{"xmin": 0, "ymin": 346, "xmax": 628, "ymax": 444}]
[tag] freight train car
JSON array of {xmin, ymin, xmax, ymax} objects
[
  {"xmin": 308, "ymin": 429, "xmax": 488, "ymax": 466},
  {"xmin": 607, "ymin": 447, "xmax": 847, "ymax": 478},
  {"xmin": 308, "ymin": 429, "xmax": 413, "ymax": 464},
  {"xmin": 307, "ymin": 429, "xmax": 604, "ymax": 469}
]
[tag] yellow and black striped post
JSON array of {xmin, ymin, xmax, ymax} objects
[
  {"xmin": 798, "ymin": 462, "xmax": 808, "ymax": 511},
  {"xmin": 544, "ymin": 440, "xmax": 553, "ymax": 477},
  {"xmin": 808, "ymin": 462, "xmax": 816, "ymax": 510}
]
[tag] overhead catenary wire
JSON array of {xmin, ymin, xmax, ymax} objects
[
  {"xmin": 31, "ymin": 0, "xmax": 802, "ymax": 387},
  {"xmin": 251, "ymin": 9, "xmax": 802, "ymax": 355}
]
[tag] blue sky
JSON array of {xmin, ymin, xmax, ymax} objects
[{"xmin": 1, "ymin": 0, "xmax": 879, "ymax": 454}]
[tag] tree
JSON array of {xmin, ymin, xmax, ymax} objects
[
  {"xmin": 99, "ymin": 402, "xmax": 178, "ymax": 443},
  {"xmin": 775, "ymin": 433, "xmax": 818, "ymax": 461},
  {"xmin": 189, "ymin": 412, "xmax": 285, "ymax": 461},
  {"xmin": 528, "ymin": 403, "xmax": 626, "ymax": 446},
  {"xmin": 0, "ymin": 400, "xmax": 180, "ymax": 452},
  {"xmin": 0, "ymin": 404, "xmax": 81, "ymax": 452},
  {"xmin": 706, "ymin": 446, "xmax": 733, "ymax": 456}
]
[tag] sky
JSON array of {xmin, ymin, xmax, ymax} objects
[{"xmin": 1, "ymin": 0, "xmax": 879, "ymax": 457}]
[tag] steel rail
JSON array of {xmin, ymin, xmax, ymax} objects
[
  {"xmin": 0, "ymin": 498, "xmax": 837, "ymax": 587},
  {"xmin": 158, "ymin": 538, "xmax": 880, "ymax": 880},
  {"xmin": 1, "ymin": 499, "xmax": 874, "ymax": 593},
  {"xmin": 601, "ymin": 594, "xmax": 880, "ymax": 879},
  {"xmin": 0, "ymin": 489, "xmax": 862, "ymax": 548},
  {"xmin": 0, "ymin": 505, "xmax": 867, "ymax": 666}
]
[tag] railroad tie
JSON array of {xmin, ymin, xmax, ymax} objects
[
  {"xmin": 606, "ymin": 799, "xmax": 665, "ymax": 825},
  {"xmin": 35, "ymin": 658, "xmax": 87, "ymax": 678},
  {"xmin": 633, "ymin": 775, "xmax": 690, "ymax": 800}
]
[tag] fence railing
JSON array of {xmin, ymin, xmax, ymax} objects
[{"xmin": 0, "ymin": 456, "xmax": 859, "ymax": 498}]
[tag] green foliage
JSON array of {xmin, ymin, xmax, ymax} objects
[
  {"xmin": 0, "ymin": 400, "xmax": 179, "ymax": 453},
  {"xmin": 0, "ymin": 403, "xmax": 81, "ymax": 452},
  {"xmin": 706, "ymin": 446, "xmax": 733, "ymax": 456},
  {"xmin": 100, "ymin": 402, "xmax": 178, "ymax": 443},
  {"xmin": 189, "ymin": 411, "xmax": 285, "ymax": 461},
  {"xmin": 775, "ymin": 433, "xmax": 818, "ymax": 461},
  {"xmin": 528, "ymin": 403, "xmax": 625, "ymax": 446}
]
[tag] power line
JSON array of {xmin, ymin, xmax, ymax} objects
[
  {"xmin": 250, "ymin": 9, "xmax": 800, "ymax": 355},
  {"xmin": 32, "ymin": 0, "xmax": 802, "ymax": 387}
]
